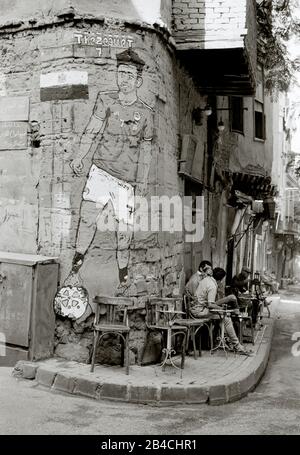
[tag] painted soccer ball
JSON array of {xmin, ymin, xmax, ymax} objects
[{"xmin": 54, "ymin": 286, "xmax": 89, "ymax": 320}]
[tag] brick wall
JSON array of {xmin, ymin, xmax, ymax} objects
[{"xmin": 172, "ymin": 0, "xmax": 250, "ymax": 49}]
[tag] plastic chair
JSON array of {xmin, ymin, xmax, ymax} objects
[{"xmin": 90, "ymin": 295, "xmax": 134, "ymax": 374}]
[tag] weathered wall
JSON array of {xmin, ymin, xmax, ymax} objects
[
  {"xmin": 213, "ymin": 95, "xmax": 273, "ymax": 177},
  {"xmin": 228, "ymin": 95, "xmax": 273, "ymax": 177},
  {"xmin": 0, "ymin": 0, "xmax": 138, "ymax": 23},
  {"xmin": 0, "ymin": 0, "xmax": 170, "ymax": 29},
  {"xmin": 0, "ymin": 14, "xmax": 208, "ymax": 364}
]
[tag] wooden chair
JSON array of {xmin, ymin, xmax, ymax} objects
[
  {"xmin": 175, "ymin": 294, "xmax": 217, "ymax": 358},
  {"xmin": 142, "ymin": 297, "xmax": 187, "ymax": 369},
  {"xmin": 90, "ymin": 295, "xmax": 134, "ymax": 374}
]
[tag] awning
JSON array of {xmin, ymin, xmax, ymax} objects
[{"xmin": 225, "ymin": 171, "xmax": 277, "ymax": 199}]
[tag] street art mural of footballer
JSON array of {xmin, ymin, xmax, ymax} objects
[{"xmin": 54, "ymin": 48, "xmax": 154, "ymax": 320}]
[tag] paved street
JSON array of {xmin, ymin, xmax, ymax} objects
[{"xmin": 0, "ymin": 292, "xmax": 300, "ymax": 435}]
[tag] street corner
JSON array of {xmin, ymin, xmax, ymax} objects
[{"xmin": 11, "ymin": 310, "xmax": 275, "ymax": 407}]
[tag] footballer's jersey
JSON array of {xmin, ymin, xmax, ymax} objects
[{"xmin": 91, "ymin": 91, "xmax": 153, "ymax": 183}]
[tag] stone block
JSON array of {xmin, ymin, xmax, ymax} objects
[
  {"xmin": 73, "ymin": 377, "xmax": 99, "ymax": 399},
  {"xmin": 131, "ymin": 232, "xmax": 158, "ymax": 249},
  {"xmin": 12, "ymin": 361, "xmax": 38, "ymax": 380},
  {"xmin": 226, "ymin": 381, "xmax": 241, "ymax": 403},
  {"xmin": 146, "ymin": 248, "xmax": 161, "ymax": 262},
  {"xmin": 208, "ymin": 384, "xmax": 227, "ymax": 405},
  {"xmin": 161, "ymin": 386, "xmax": 186, "ymax": 403},
  {"xmin": 173, "ymin": 7, "xmax": 183, "ymax": 14},
  {"xmin": 131, "ymin": 249, "xmax": 147, "ymax": 263},
  {"xmin": 135, "ymin": 278, "xmax": 148, "ymax": 295},
  {"xmin": 185, "ymin": 386, "xmax": 209, "ymax": 404},
  {"xmin": 239, "ymin": 372, "xmax": 255, "ymax": 397},
  {"xmin": 164, "ymin": 271, "xmax": 177, "ymax": 285},
  {"xmin": 162, "ymin": 285, "xmax": 174, "ymax": 297},
  {"xmin": 127, "ymin": 283, "xmax": 138, "ymax": 296},
  {"xmin": 146, "ymin": 279, "xmax": 160, "ymax": 295},
  {"xmin": 36, "ymin": 367, "xmax": 57, "ymax": 388},
  {"xmin": 129, "ymin": 385, "xmax": 159, "ymax": 403},
  {"xmin": 100, "ymin": 383, "xmax": 128, "ymax": 401},
  {"xmin": 52, "ymin": 373, "xmax": 76, "ymax": 394},
  {"xmin": 162, "ymin": 257, "xmax": 172, "ymax": 270},
  {"xmin": 40, "ymin": 45, "xmax": 74, "ymax": 62},
  {"xmin": 55, "ymin": 343, "xmax": 90, "ymax": 363}
]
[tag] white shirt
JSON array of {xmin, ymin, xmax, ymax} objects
[{"xmin": 194, "ymin": 276, "xmax": 218, "ymax": 308}]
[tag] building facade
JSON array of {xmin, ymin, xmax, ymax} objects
[{"xmin": 0, "ymin": 0, "xmax": 282, "ymax": 365}]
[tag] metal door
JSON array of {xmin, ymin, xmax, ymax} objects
[{"xmin": 0, "ymin": 262, "xmax": 32, "ymax": 347}]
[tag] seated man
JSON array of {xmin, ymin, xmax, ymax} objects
[
  {"xmin": 231, "ymin": 267, "xmax": 252, "ymax": 295},
  {"xmin": 214, "ymin": 268, "xmax": 239, "ymax": 311},
  {"xmin": 185, "ymin": 260, "xmax": 213, "ymax": 300},
  {"xmin": 231, "ymin": 266, "xmax": 255, "ymax": 315},
  {"xmin": 192, "ymin": 267, "xmax": 252, "ymax": 355}
]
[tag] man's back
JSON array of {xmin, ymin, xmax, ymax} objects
[
  {"xmin": 185, "ymin": 271, "xmax": 203, "ymax": 299},
  {"xmin": 195, "ymin": 276, "xmax": 218, "ymax": 306},
  {"xmin": 188, "ymin": 276, "xmax": 217, "ymax": 317}
]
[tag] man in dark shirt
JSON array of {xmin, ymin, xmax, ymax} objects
[{"xmin": 231, "ymin": 267, "xmax": 251, "ymax": 294}]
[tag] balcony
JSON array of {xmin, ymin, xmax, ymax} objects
[{"xmin": 172, "ymin": 0, "xmax": 257, "ymax": 95}]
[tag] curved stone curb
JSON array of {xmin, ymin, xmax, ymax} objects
[{"xmin": 12, "ymin": 305, "xmax": 278, "ymax": 406}]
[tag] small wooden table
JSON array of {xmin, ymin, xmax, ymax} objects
[{"xmin": 158, "ymin": 309, "xmax": 186, "ymax": 370}]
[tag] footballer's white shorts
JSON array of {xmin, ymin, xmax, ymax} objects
[{"xmin": 82, "ymin": 164, "xmax": 134, "ymax": 226}]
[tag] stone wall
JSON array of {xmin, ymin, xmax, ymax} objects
[
  {"xmin": 0, "ymin": 1, "xmax": 172, "ymax": 30},
  {"xmin": 0, "ymin": 14, "xmax": 208, "ymax": 364}
]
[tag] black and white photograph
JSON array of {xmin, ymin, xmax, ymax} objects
[{"xmin": 0, "ymin": 0, "xmax": 300, "ymax": 442}]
